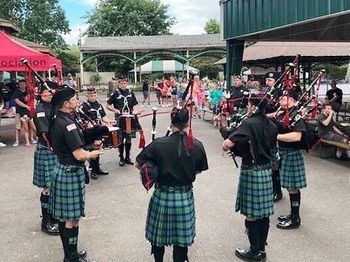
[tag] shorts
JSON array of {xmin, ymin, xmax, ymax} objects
[{"xmin": 15, "ymin": 114, "xmax": 22, "ymax": 129}]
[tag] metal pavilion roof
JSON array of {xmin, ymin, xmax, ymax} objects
[
  {"xmin": 215, "ymin": 41, "xmax": 350, "ymax": 65},
  {"xmin": 80, "ymin": 34, "xmax": 225, "ymax": 52}
]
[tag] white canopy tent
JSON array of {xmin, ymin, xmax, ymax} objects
[{"xmin": 130, "ymin": 60, "xmax": 199, "ymax": 75}]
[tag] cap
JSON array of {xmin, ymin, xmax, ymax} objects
[
  {"xmin": 52, "ymin": 87, "xmax": 75, "ymax": 107},
  {"xmin": 265, "ymin": 72, "xmax": 278, "ymax": 81},
  {"xmin": 87, "ymin": 86, "xmax": 97, "ymax": 94},
  {"xmin": 117, "ymin": 75, "xmax": 127, "ymax": 82}
]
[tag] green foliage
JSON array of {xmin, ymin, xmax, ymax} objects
[
  {"xmin": 57, "ymin": 45, "xmax": 80, "ymax": 75},
  {"xmin": 85, "ymin": 0, "xmax": 175, "ymax": 36},
  {"xmin": 0, "ymin": 0, "xmax": 70, "ymax": 52},
  {"xmin": 90, "ymin": 73, "xmax": 102, "ymax": 84},
  {"xmin": 191, "ymin": 56, "xmax": 224, "ymax": 80},
  {"xmin": 204, "ymin": 18, "xmax": 220, "ymax": 34},
  {"xmin": 312, "ymin": 62, "xmax": 348, "ymax": 80}
]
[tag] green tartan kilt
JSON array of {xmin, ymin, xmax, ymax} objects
[
  {"xmin": 33, "ymin": 144, "xmax": 57, "ymax": 188},
  {"xmin": 279, "ymin": 147, "xmax": 307, "ymax": 189},
  {"xmin": 270, "ymin": 147, "xmax": 280, "ymax": 170},
  {"xmin": 235, "ymin": 164, "xmax": 274, "ymax": 219},
  {"xmin": 49, "ymin": 163, "xmax": 85, "ymax": 220},
  {"xmin": 145, "ymin": 186, "xmax": 196, "ymax": 247}
]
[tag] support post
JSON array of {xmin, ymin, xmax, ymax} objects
[
  {"xmin": 226, "ymin": 40, "xmax": 244, "ymax": 92},
  {"xmin": 80, "ymin": 51, "xmax": 84, "ymax": 91},
  {"xmin": 186, "ymin": 50, "xmax": 190, "ymax": 79},
  {"xmin": 134, "ymin": 52, "xmax": 137, "ymax": 87}
]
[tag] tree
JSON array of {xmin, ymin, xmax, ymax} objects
[
  {"xmin": 0, "ymin": 0, "xmax": 70, "ymax": 52},
  {"xmin": 57, "ymin": 45, "xmax": 80, "ymax": 76},
  {"xmin": 204, "ymin": 18, "xmax": 220, "ymax": 34},
  {"xmin": 191, "ymin": 56, "xmax": 224, "ymax": 80},
  {"xmin": 85, "ymin": 0, "xmax": 175, "ymax": 36}
]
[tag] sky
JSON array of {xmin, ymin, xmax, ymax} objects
[{"xmin": 59, "ymin": 0, "xmax": 221, "ymax": 44}]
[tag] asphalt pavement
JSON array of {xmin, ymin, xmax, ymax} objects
[{"xmin": 0, "ymin": 93, "xmax": 349, "ymax": 262}]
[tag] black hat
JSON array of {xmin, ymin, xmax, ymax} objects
[
  {"xmin": 87, "ymin": 86, "xmax": 96, "ymax": 94},
  {"xmin": 117, "ymin": 75, "xmax": 127, "ymax": 81},
  {"xmin": 249, "ymin": 94, "xmax": 267, "ymax": 109},
  {"xmin": 265, "ymin": 72, "xmax": 278, "ymax": 81},
  {"xmin": 282, "ymin": 90, "xmax": 299, "ymax": 101},
  {"xmin": 52, "ymin": 87, "xmax": 75, "ymax": 107},
  {"xmin": 171, "ymin": 107, "xmax": 189, "ymax": 128}
]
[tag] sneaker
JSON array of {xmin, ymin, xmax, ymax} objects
[
  {"xmin": 31, "ymin": 139, "xmax": 37, "ymax": 144},
  {"xmin": 13, "ymin": 141, "xmax": 19, "ymax": 147},
  {"xmin": 0, "ymin": 142, "xmax": 6, "ymax": 147},
  {"xmin": 336, "ymin": 150, "xmax": 342, "ymax": 159},
  {"xmin": 25, "ymin": 143, "xmax": 31, "ymax": 147}
]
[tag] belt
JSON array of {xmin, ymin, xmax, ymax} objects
[
  {"xmin": 155, "ymin": 183, "xmax": 192, "ymax": 192},
  {"xmin": 59, "ymin": 159, "xmax": 84, "ymax": 166},
  {"xmin": 241, "ymin": 163, "xmax": 271, "ymax": 171}
]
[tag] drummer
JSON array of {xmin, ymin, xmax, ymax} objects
[
  {"xmin": 81, "ymin": 86, "xmax": 116, "ymax": 179},
  {"xmin": 106, "ymin": 75, "xmax": 141, "ymax": 167}
]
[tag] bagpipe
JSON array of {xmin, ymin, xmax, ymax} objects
[
  {"xmin": 21, "ymin": 58, "xmax": 115, "ymax": 149},
  {"xmin": 138, "ymin": 77, "xmax": 196, "ymax": 191},
  {"xmin": 220, "ymin": 54, "xmax": 325, "ymax": 152}
]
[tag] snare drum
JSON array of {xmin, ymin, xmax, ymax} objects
[
  {"xmin": 102, "ymin": 126, "xmax": 120, "ymax": 148},
  {"xmin": 118, "ymin": 114, "xmax": 141, "ymax": 135}
]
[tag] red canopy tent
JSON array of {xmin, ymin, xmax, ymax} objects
[{"xmin": 0, "ymin": 30, "xmax": 60, "ymax": 72}]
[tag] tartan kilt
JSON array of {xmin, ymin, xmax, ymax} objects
[
  {"xmin": 235, "ymin": 164, "xmax": 274, "ymax": 219},
  {"xmin": 145, "ymin": 186, "xmax": 196, "ymax": 247},
  {"xmin": 33, "ymin": 144, "xmax": 57, "ymax": 188},
  {"xmin": 49, "ymin": 163, "xmax": 85, "ymax": 220},
  {"xmin": 279, "ymin": 147, "xmax": 307, "ymax": 189}
]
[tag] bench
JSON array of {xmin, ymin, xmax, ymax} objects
[{"xmin": 318, "ymin": 139, "xmax": 350, "ymax": 158}]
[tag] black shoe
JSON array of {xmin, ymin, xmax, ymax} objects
[
  {"xmin": 119, "ymin": 159, "xmax": 125, "ymax": 167},
  {"xmin": 96, "ymin": 168, "xmax": 109, "ymax": 175},
  {"xmin": 273, "ymin": 193, "xmax": 282, "ymax": 202},
  {"xmin": 63, "ymin": 250, "xmax": 87, "ymax": 262},
  {"xmin": 277, "ymin": 214, "xmax": 290, "ymax": 222},
  {"xmin": 124, "ymin": 158, "xmax": 134, "ymax": 165},
  {"xmin": 91, "ymin": 172, "xmax": 98, "ymax": 180},
  {"xmin": 235, "ymin": 248, "xmax": 262, "ymax": 262},
  {"xmin": 41, "ymin": 221, "xmax": 59, "ymax": 236},
  {"xmin": 276, "ymin": 217, "xmax": 300, "ymax": 230},
  {"xmin": 260, "ymin": 251, "xmax": 266, "ymax": 261}
]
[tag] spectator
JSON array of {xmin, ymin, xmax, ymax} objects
[
  {"xmin": 141, "ymin": 77, "xmax": 150, "ymax": 107},
  {"xmin": 64, "ymin": 73, "xmax": 77, "ymax": 90},
  {"xmin": 12, "ymin": 80, "xmax": 37, "ymax": 147},
  {"xmin": 317, "ymin": 102, "xmax": 350, "ymax": 159},
  {"xmin": 0, "ymin": 92, "xmax": 6, "ymax": 147},
  {"xmin": 325, "ymin": 79, "xmax": 343, "ymax": 112}
]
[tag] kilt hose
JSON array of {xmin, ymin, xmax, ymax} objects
[
  {"xmin": 33, "ymin": 144, "xmax": 57, "ymax": 188},
  {"xmin": 235, "ymin": 164, "xmax": 274, "ymax": 219},
  {"xmin": 146, "ymin": 185, "xmax": 196, "ymax": 247},
  {"xmin": 279, "ymin": 147, "xmax": 307, "ymax": 190},
  {"xmin": 49, "ymin": 163, "xmax": 85, "ymax": 220}
]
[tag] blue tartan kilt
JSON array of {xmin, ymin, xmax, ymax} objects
[
  {"xmin": 145, "ymin": 185, "xmax": 196, "ymax": 247},
  {"xmin": 33, "ymin": 144, "xmax": 57, "ymax": 188},
  {"xmin": 279, "ymin": 147, "xmax": 307, "ymax": 189},
  {"xmin": 235, "ymin": 164, "xmax": 274, "ymax": 219},
  {"xmin": 49, "ymin": 163, "xmax": 85, "ymax": 220}
]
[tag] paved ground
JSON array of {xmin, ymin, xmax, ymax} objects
[{"xmin": 0, "ymin": 93, "xmax": 349, "ymax": 262}]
